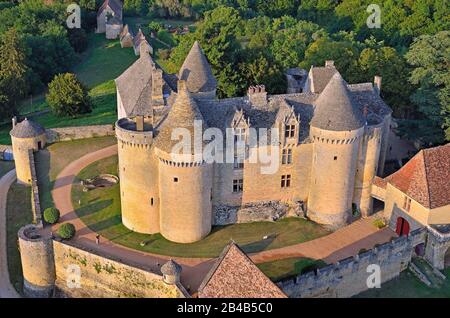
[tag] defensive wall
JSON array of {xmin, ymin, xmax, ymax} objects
[{"xmin": 45, "ymin": 124, "xmax": 115, "ymax": 143}]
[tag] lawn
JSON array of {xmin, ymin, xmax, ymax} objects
[
  {"xmin": 6, "ymin": 183, "xmax": 33, "ymax": 294},
  {"xmin": 356, "ymin": 267, "xmax": 450, "ymax": 298},
  {"xmin": 257, "ymin": 257, "xmax": 327, "ymax": 282},
  {"xmin": 71, "ymin": 155, "xmax": 331, "ymax": 258},
  {"xmin": 0, "ymin": 161, "xmax": 14, "ymax": 178},
  {"xmin": 34, "ymin": 136, "xmax": 117, "ymax": 211}
]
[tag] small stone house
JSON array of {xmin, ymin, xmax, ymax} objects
[
  {"xmin": 120, "ymin": 24, "xmax": 134, "ymax": 48},
  {"xmin": 106, "ymin": 16, "xmax": 123, "ymax": 39},
  {"xmin": 96, "ymin": 0, "xmax": 123, "ymax": 34},
  {"xmin": 133, "ymin": 29, "xmax": 153, "ymax": 56}
]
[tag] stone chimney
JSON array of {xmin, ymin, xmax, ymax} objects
[
  {"xmin": 374, "ymin": 76, "xmax": 382, "ymax": 95},
  {"xmin": 135, "ymin": 115, "xmax": 144, "ymax": 132},
  {"xmin": 247, "ymin": 85, "xmax": 267, "ymax": 108},
  {"xmin": 178, "ymin": 80, "xmax": 187, "ymax": 92},
  {"xmin": 325, "ymin": 60, "xmax": 335, "ymax": 67},
  {"xmin": 151, "ymin": 68, "xmax": 164, "ymax": 104},
  {"xmin": 12, "ymin": 116, "xmax": 17, "ymax": 128}
]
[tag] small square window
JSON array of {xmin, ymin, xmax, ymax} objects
[
  {"xmin": 281, "ymin": 175, "xmax": 291, "ymax": 188},
  {"xmin": 233, "ymin": 179, "xmax": 243, "ymax": 193},
  {"xmin": 174, "ymin": 177, "xmax": 178, "ymax": 182},
  {"xmin": 334, "ymin": 156, "xmax": 337, "ymax": 161},
  {"xmin": 285, "ymin": 124, "xmax": 295, "ymax": 138},
  {"xmin": 282, "ymin": 148, "xmax": 293, "ymax": 165}
]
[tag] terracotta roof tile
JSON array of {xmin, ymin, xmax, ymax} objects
[{"xmin": 198, "ymin": 242, "xmax": 286, "ymax": 298}]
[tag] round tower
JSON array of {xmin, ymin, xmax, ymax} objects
[
  {"xmin": 307, "ymin": 73, "xmax": 365, "ymax": 228},
  {"xmin": 161, "ymin": 259, "xmax": 182, "ymax": 285},
  {"xmin": 116, "ymin": 116, "xmax": 160, "ymax": 234},
  {"xmin": 155, "ymin": 81, "xmax": 213, "ymax": 243},
  {"xmin": 10, "ymin": 118, "xmax": 46, "ymax": 185},
  {"xmin": 353, "ymin": 114, "xmax": 383, "ymax": 217},
  {"xmin": 18, "ymin": 224, "xmax": 55, "ymax": 298}
]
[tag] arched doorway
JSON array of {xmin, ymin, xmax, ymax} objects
[
  {"xmin": 445, "ymin": 248, "xmax": 450, "ymax": 268},
  {"xmin": 396, "ymin": 217, "xmax": 410, "ymax": 236}
]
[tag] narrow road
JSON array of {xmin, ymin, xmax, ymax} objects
[
  {"xmin": 51, "ymin": 144, "xmax": 395, "ymax": 292},
  {"xmin": 0, "ymin": 169, "xmax": 20, "ymax": 298}
]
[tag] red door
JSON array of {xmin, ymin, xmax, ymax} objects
[{"xmin": 396, "ymin": 217, "xmax": 410, "ymax": 236}]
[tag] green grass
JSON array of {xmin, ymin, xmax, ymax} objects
[
  {"xmin": 6, "ymin": 183, "xmax": 33, "ymax": 294},
  {"xmin": 356, "ymin": 267, "xmax": 450, "ymax": 298},
  {"xmin": 257, "ymin": 257, "xmax": 327, "ymax": 282},
  {"xmin": 71, "ymin": 155, "xmax": 331, "ymax": 258},
  {"xmin": 34, "ymin": 136, "xmax": 117, "ymax": 211},
  {"xmin": 0, "ymin": 161, "xmax": 14, "ymax": 178}
]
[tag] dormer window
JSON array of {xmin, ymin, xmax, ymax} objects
[
  {"xmin": 285, "ymin": 124, "xmax": 295, "ymax": 138},
  {"xmin": 234, "ymin": 127, "xmax": 246, "ymax": 142}
]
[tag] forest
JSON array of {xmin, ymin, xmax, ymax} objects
[{"xmin": 0, "ymin": 0, "xmax": 448, "ymax": 145}]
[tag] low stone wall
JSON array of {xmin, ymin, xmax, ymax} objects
[
  {"xmin": 28, "ymin": 150, "xmax": 43, "ymax": 227},
  {"xmin": 277, "ymin": 228, "xmax": 427, "ymax": 298},
  {"xmin": 46, "ymin": 124, "xmax": 115, "ymax": 143},
  {"xmin": 425, "ymin": 226, "xmax": 450, "ymax": 270},
  {"xmin": 213, "ymin": 200, "xmax": 305, "ymax": 225},
  {"xmin": 52, "ymin": 240, "xmax": 189, "ymax": 298}
]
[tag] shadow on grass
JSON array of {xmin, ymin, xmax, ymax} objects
[
  {"xmin": 241, "ymin": 235, "xmax": 277, "ymax": 254},
  {"xmin": 75, "ymin": 199, "xmax": 113, "ymax": 218}
]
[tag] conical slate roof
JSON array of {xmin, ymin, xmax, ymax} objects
[
  {"xmin": 179, "ymin": 41, "xmax": 217, "ymax": 93},
  {"xmin": 155, "ymin": 81, "xmax": 207, "ymax": 154},
  {"xmin": 161, "ymin": 260, "xmax": 182, "ymax": 276},
  {"xmin": 10, "ymin": 118, "xmax": 45, "ymax": 138},
  {"xmin": 311, "ymin": 72, "xmax": 365, "ymax": 131}
]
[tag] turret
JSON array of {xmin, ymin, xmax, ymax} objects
[
  {"xmin": 115, "ymin": 116, "xmax": 159, "ymax": 234},
  {"xmin": 307, "ymin": 72, "xmax": 365, "ymax": 228},
  {"xmin": 179, "ymin": 41, "xmax": 217, "ymax": 100},
  {"xmin": 161, "ymin": 260, "xmax": 182, "ymax": 285},
  {"xmin": 154, "ymin": 80, "xmax": 213, "ymax": 243},
  {"xmin": 18, "ymin": 225, "xmax": 55, "ymax": 297},
  {"xmin": 10, "ymin": 118, "xmax": 46, "ymax": 185}
]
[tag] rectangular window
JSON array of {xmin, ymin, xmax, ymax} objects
[
  {"xmin": 285, "ymin": 124, "xmax": 295, "ymax": 138},
  {"xmin": 233, "ymin": 155, "xmax": 244, "ymax": 169},
  {"xmin": 233, "ymin": 179, "xmax": 243, "ymax": 193},
  {"xmin": 234, "ymin": 127, "xmax": 246, "ymax": 142},
  {"xmin": 281, "ymin": 175, "xmax": 291, "ymax": 188},
  {"xmin": 282, "ymin": 149, "xmax": 293, "ymax": 165},
  {"xmin": 403, "ymin": 196, "xmax": 411, "ymax": 212}
]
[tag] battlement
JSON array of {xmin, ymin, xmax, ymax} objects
[{"xmin": 115, "ymin": 117, "xmax": 153, "ymax": 147}]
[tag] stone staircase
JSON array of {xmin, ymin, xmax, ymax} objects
[{"xmin": 410, "ymin": 257, "xmax": 446, "ymax": 288}]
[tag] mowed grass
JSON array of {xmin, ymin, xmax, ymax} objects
[
  {"xmin": 355, "ymin": 267, "xmax": 450, "ymax": 298},
  {"xmin": 0, "ymin": 161, "xmax": 14, "ymax": 178},
  {"xmin": 6, "ymin": 183, "xmax": 33, "ymax": 294},
  {"xmin": 35, "ymin": 136, "xmax": 117, "ymax": 211},
  {"xmin": 257, "ymin": 257, "xmax": 327, "ymax": 282},
  {"xmin": 0, "ymin": 34, "xmax": 137, "ymax": 145},
  {"xmin": 72, "ymin": 155, "xmax": 331, "ymax": 258}
]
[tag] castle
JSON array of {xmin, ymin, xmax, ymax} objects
[{"xmin": 114, "ymin": 41, "xmax": 392, "ymax": 243}]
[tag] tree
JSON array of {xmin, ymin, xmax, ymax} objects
[
  {"xmin": 0, "ymin": 28, "xmax": 28, "ymax": 121},
  {"xmin": 46, "ymin": 73, "xmax": 92, "ymax": 117},
  {"xmin": 405, "ymin": 31, "xmax": 450, "ymax": 144},
  {"xmin": 58, "ymin": 223, "xmax": 76, "ymax": 239}
]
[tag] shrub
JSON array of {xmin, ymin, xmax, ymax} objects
[
  {"xmin": 46, "ymin": 73, "xmax": 92, "ymax": 117},
  {"xmin": 58, "ymin": 223, "xmax": 76, "ymax": 239},
  {"xmin": 43, "ymin": 207, "xmax": 60, "ymax": 224},
  {"xmin": 373, "ymin": 218, "xmax": 387, "ymax": 229}
]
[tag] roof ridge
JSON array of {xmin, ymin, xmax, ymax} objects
[{"xmin": 421, "ymin": 148, "xmax": 433, "ymax": 208}]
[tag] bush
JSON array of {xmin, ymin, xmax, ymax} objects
[
  {"xmin": 58, "ymin": 223, "xmax": 76, "ymax": 239},
  {"xmin": 46, "ymin": 73, "xmax": 92, "ymax": 117},
  {"xmin": 158, "ymin": 48, "xmax": 171, "ymax": 60},
  {"xmin": 373, "ymin": 218, "xmax": 387, "ymax": 229},
  {"xmin": 43, "ymin": 207, "xmax": 60, "ymax": 224}
]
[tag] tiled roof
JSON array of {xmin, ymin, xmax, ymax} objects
[
  {"xmin": 384, "ymin": 143, "xmax": 450, "ymax": 209},
  {"xmin": 198, "ymin": 242, "xmax": 287, "ymax": 298},
  {"xmin": 311, "ymin": 72, "xmax": 365, "ymax": 131},
  {"xmin": 373, "ymin": 176, "xmax": 387, "ymax": 189},
  {"xmin": 97, "ymin": 0, "xmax": 122, "ymax": 19},
  {"xmin": 10, "ymin": 118, "xmax": 45, "ymax": 138},
  {"xmin": 179, "ymin": 41, "xmax": 217, "ymax": 93},
  {"xmin": 161, "ymin": 260, "xmax": 182, "ymax": 275}
]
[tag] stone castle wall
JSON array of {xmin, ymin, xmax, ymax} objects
[
  {"xmin": 11, "ymin": 134, "xmax": 46, "ymax": 184},
  {"xmin": 28, "ymin": 150, "xmax": 43, "ymax": 227},
  {"xmin": 52, "ymin": 240, "xmax": 188, "ymax": 298},
  {"xmin": 45, "ymin": 125, "xmax": 115, "ymax": 143},
  {"xmin": 278, "ymin": 228, "xmax": 427, "ymax": 298}
]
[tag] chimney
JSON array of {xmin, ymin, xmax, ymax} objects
[
  {"xmin": 178, "ymin": 80, "xmax": 187, "ymax": 92},
  {"xmin": 151, "ymin": 68, "xmax": 164, "ymax": 104},
  {"xmin": 325, "ymin": 60, "xmax": 334, "ymax": 67},
  {"xmin": 135, "ymin": 116, "xmax": 144, "ymax": 132},
  {"xmin": 247, "ymin": 85, "xmax": 267, "ymax": 108},
  {"xmin": 374, "ymin": 76, "xmax": 382, "ymax": 95},
  {"xmin": 12, "ymin": 116, "xmax": 17, "ymax": 128}
]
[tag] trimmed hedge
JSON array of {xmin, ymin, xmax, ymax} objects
[
  {"xmin": 58, "ymin": 223, "xmax": 76, "ymax": 239},
  {"xmin": 43, "ymin": 207, "xmax": 60, "ymax": 224}
]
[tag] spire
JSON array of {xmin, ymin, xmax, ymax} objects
[
  {"xmin": 311, "ymin": 72, "xmax": 365, "ymax": 131},
  {"xmin": 178, "ymin": 41, "xmax": 217, "ymax": 93},
  {"xmin": 154, "ymin": 80, "xmax": 207, "ymax": 154}
]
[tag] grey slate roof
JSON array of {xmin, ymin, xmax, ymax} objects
[
  {"xmin": 311, "ymin": 72, "xmax": 365, "ymax": 131},
  {"xmin": 310, "ymin": 65, "xmax": 338, "ymax": 93},
  {"xmin": 179, "ymin": 41, "xmax": 217, "ymax": 93},
  {"xmin": 161, "ymin": 260, "xmax": 182, "ymax": 276},
  {"xmin": 154, "ymin": 82, "xmax": 208, "ymax": 154},
  {"xmin": 10, "ymin": 118, "xmax": 45, "ymax": 138},
  {"xmin": 98, "ymin": 0, "xmax": 122, "ymax": 19}
]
